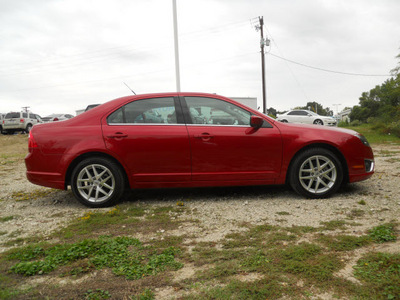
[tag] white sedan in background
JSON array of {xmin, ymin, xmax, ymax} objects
[
  {"xmin": 276, "ymin": 110, "xmax": 337, "ymax": 126},
  {"xmin": 42, "ymin": 114, "xmax": 74, "ymax": 122}
]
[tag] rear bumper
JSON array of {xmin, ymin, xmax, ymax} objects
[
  {"xmin": 26, "ymin": 171, "xmax": 65, "ymax": 190},
  {"xmin": 25, "ymin": 150, "xmax": 66, "ymax": 190},
  {"xmin": 3, "ymin": 124, "xmax": 25, "ymax": 130}
]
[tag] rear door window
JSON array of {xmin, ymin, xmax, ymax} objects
[
  {"xmin": 107, "ymin": 97, "xmax": 180, "ymax": 125},
  {"xmin": 5, "ymin": 112, "xmax": 20, "ymax": 119}
]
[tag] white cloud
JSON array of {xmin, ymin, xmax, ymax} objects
[{"xmin": 0, "ymin": 0, "xmax": 399, "ymax": 116}]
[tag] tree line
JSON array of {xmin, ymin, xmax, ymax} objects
[{"xmin": 267, "ymin": 51, "xmax": 399, "ymax": 138}]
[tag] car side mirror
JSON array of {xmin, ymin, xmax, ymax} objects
[{"xmin": 250, "ymin": 115, "xmax": 264, "ymax": 129}]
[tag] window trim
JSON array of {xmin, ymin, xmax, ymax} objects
[
  {"xmin": 107, "ymin": 96, "xmax": 184, "ymax": 125},
  {"xmin": 179, "ymin": 96, "xmax": 273, "ymax": 128}
]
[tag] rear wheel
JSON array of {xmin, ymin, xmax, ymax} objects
[
  {"xmin": 71, "ymin": 157, "xmax": 125, "ymax": 208},
  {"xmin": 281, "ymin": 119, "xmax": 288, "ymax": 123},
  {"xmin": 289, "ymin": 148, "xmax": 343, "ymax": 198},
  {"xmin": 25, "ymin": 124, "xmax": 33, "ymax": 133}
]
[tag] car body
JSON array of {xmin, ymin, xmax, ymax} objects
[
  {"xmin": 3, "ymin": 111, "xmax": 42, "ymax": 134},
  {"xmin": 25, "ymin": 93, "xmax": 374, "ymax": 208},
  {"xmin": 276, "ymin": 110, "xmax": 337, "ymax": 126},
  {"xmin": 0, "ymin": 113, "xmax": 5, "ymax": 134},
  {"xmin": 42, "ymin": 114, "xmax": 74, "ymax": 123}
]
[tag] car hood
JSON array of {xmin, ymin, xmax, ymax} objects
[{"xmin": 275, "ymin": 121, "xmax": 358, "ymax": 136}]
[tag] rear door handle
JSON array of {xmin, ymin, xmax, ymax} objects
[
  {"xmin": 107, "ymin": 132, "xmax": 128, "ymax": 138},
  {"xmin": 194, "ymin": 133, "xmax": 213, "ymax": 141}
]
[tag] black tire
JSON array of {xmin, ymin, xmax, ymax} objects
[
  {"xmin": 289, "ymin": 148, "xmax": 343, "ymax": 198},
  {"xmin": 71, "ymin": 157, "xmax": 125, "ymax": 208},
  {"xmin": 281, "ymin": 119, "xmax": 288, "ymax": 123},
  {"xmin": 313, "ymin": 119, "xmax": 324, "ymax": 125},
  {"xmin": 25, "ymin": 124, "xmax": 33, "ymax": 133}
]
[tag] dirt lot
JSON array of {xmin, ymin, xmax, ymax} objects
[{"xmin": 0, "ymin": 134, "xmax": 399, "ymax": 299}]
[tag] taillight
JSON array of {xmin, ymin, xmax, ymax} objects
[
  {"xmin": 53, "ymin": 118, "xmax": 59, "ymax": 121},
  {"xmin": 28, "ymin": 132, "xmax": 38, "ymax": 151}
]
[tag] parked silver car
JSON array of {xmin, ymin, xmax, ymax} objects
[
  {"xmin": 42, "ymin": 114, "xmax": 74, "ymax": 122},
  {"xmin": 276, "ymin": 110, "xmax": 337, "ymax": 126},
  {"xmin": 0, "ymin": 113, "xmax": 5, "ymax": 134},
  {"xmin": 2, "ymin": 111, "xmax": 42, "ymax": 134}
]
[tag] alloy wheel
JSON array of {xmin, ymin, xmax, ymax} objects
[
  {"xmin": 298, "ymin": 155, "xmax": 337, "ymax": 194},
  {"xmin": 76, "ymin": 164, "xmax": 115, "ymax": 203}
]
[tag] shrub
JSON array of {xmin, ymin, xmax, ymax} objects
[{"xmin": 349, "ymin": 120, "xmax": 362, "ymax": 127}]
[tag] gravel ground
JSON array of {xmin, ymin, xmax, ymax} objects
[{"xmin": 1, "ymin": 144, "xmax": 400, "ymax": 254}]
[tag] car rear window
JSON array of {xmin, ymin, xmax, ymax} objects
[{"xmin": 5, "ymin": 112, "xmax": 20, "ymax": 118}]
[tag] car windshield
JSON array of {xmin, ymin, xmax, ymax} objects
[{"xmin": 308, "ymin": 111, "xmax": 319, "ymax": 116}]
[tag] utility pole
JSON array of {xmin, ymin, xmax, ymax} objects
[
  {"xmin": 172, "ymin": 0, "xmax": 181, "ymax": 92},
  {"xmin": 255, "ymin": 17, "xmax": 269, "ymax": 114},
  {"xmin": 332, "ymin": 104, "xmax": 341, "ymax": 115}
]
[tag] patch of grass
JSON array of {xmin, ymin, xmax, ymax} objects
[
  {"xmin": 0, "ymin": 273, "xmax": 25, "ymax": 299},
  {"xmin": 342, "ymin": 123, "xmax": 400, "ymax": 145},
  {"xmin": 8, "ymin": 236, "xmax": 182, "ymax": 279},
  {"xmin": 358, "ymin": 200, "xmax": 367, "ymax": 205},
  {"xmin": 377, "ymin": 149, "xmax": 400, "ymax": 157},
  {"xmin": 188, "ymin": 279, "xmax": 288, "ymax": 300},
  {"xmin": 286, "ymin": 225, "xmax": 318, "ymax": 234},
  {"xmin": 354, "ymin": 252, "xmax": 400, "ymax": 299},
  {"xmin": 347, "ymin": 209, "xmax": 366, "ymax": 219},
  {"xmin": 132, "ymin": 289, "xmax": 155, "ymax": 300},
  {"xmin": 0, "ymin": 216, "xmax": 14, "ymax": 223},
  {"xmin": 11, "ymin": 189, "xmax": 56, "ymax": 201},
  {"xmin": 276, "ymin": 211, "xmax": 290, "ymax": 216},
  {"xmin": 317, "ymin": 234, "xmax": 371, "ymax": 251},
  {"xmin": 84, "ymin": 289, "xmax": 111, "ymax": 300},
  {"xmin": 320, "ymin": 220, "xmax": 347, "ymax": 231},
  {"xmin": 59, "ymin": 205, "xmax": 187, "ymax": 241},
  {"xmin": 368, "ymin": 223, "xmax": 397, "ymax": 243}
]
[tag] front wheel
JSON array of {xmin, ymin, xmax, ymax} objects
[
  {"xmin": 289, "ymin": 148, "xmax": 343, "ymax": 198},
  {"xmin": 313, "ymin": 119, "xmax": 324, "ymax": 125},
  {"xmin": 71, "ymin": 157, "xmax": 125, "ymax": 208}
]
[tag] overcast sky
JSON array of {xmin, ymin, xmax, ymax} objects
[{"xmin": 1, "ymin": 0, "xmax": 399, "ymax": 116}]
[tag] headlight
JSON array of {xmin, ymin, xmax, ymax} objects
[{"xmin": 355, "ymin": 134, "xmax": 370, "ymax": 147}]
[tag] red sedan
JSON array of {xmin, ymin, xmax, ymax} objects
[{"xmin": 25, "ymin": 93, "xmax": 374, "ymax": 207}]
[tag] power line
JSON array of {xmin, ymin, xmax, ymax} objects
[{"xmin": 268, "ymin": 53, "xmax": 391, "ymax": 77}]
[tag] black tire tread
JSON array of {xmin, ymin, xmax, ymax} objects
[
  {"xmin": 289, "ymin": 147, "xmax": 343, "ymax": 199},
  {"xmin": 71, "ymin": 157, "xmax": 125, "ymax": 208}
]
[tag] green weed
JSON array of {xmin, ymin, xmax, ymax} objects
[
  {"xmin": 368, "ymin": 223, "xmax": 397, "ymax": 243},
  {"xmin": 84, "ymin": 289, "xmax": 111, "ymax": 300},
  {"xmin": 8, "ymin": 236, "xmax": 182, "ymax": 279},
  {"xmin": 354, "ymin": 252, "xmax": 400, "ymax": 299}
]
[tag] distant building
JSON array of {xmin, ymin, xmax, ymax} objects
[
  {"xmin": 338, "ymin": 108, "xmax": 352, "ymax": 122},
  {"xmin": 230, "ymin": 97, "xmax": 257, "ymax": 110}
]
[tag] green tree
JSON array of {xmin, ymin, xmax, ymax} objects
[
  {"xmin": 350, "ymin": 51, "xmax": 400, "ymax": 123},
  {"xmin": 350, "ymin": 75, "xmax": 400, "ymax": 122},
  {"xmin": 295, "ymin": 102, "xmax": 332, "ymax": 116}
]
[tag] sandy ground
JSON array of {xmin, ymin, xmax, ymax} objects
[{"xmin": 1, "ymin": 141, "xmax": 399, "ymax": 255}]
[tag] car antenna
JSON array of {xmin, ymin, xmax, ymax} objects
[{"xmin": 123, "ymin": 82, "xmax": 136, "ymax": 95}]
